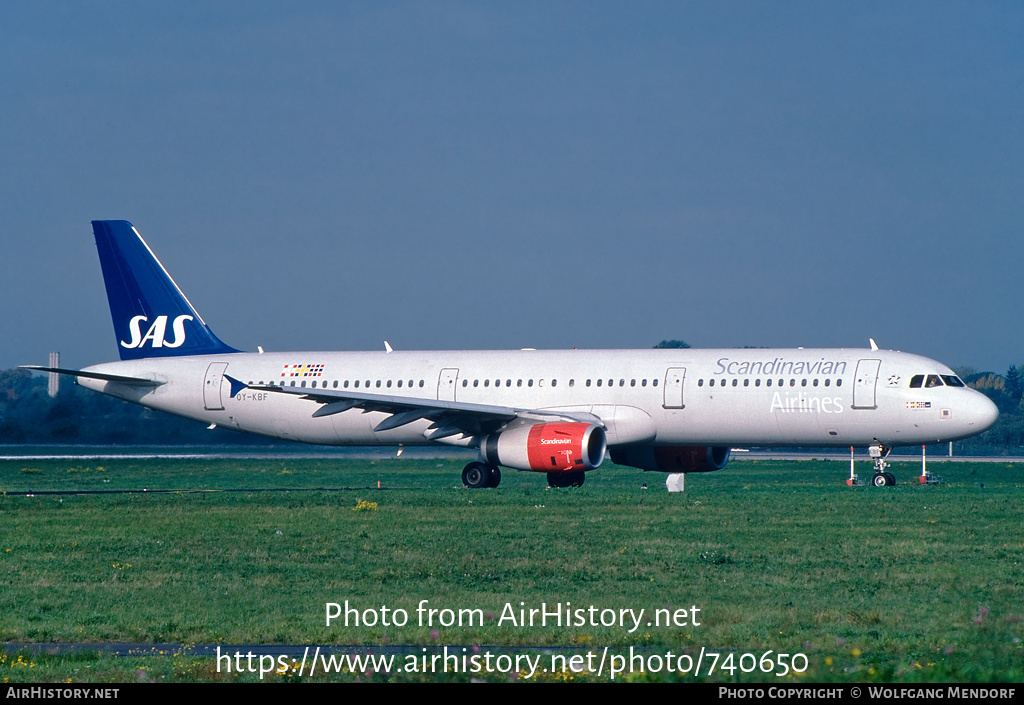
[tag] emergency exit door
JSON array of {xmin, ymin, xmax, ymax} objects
[{"xmin": 663, "ymin": 367, "xmax": 686, "ymax": 409}]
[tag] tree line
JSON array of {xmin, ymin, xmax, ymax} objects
[{"xmin": 0, "ymin": 368, "xmax": 266, "ymax": 445}]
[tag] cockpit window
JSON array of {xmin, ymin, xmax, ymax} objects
[{"xmin": 911, "ymin": 374, "xmax": 964, "ymax": 389}]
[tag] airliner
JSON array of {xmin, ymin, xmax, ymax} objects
[{"xmin": 25, "ymin": 221, "xmax": 999, "ymax": 489}]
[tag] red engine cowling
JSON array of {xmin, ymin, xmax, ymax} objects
[
  {"xmin": 484, "ymin": 422, "xmax": 607, "ymax": 473},
  {"xmin": 609, "ymin": 445, "xmax": 731, "ymax": 473}
]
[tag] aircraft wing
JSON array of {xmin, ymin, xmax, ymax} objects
[
  {"xmin": 19, "ymin": 366, "xmax": 165, "ymax": 388},
  {"xmin": 245, "ymin": 378, "xmax": 602, "ymax": 440}
]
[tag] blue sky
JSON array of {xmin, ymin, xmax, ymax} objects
[{"xmin": 2, "ymin": 2, "xmax": 1021, "ymax": 373}]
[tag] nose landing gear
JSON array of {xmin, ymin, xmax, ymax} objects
[
  {"xmin": 869, "ymin": 443, "xmax": 896, "ymax": 487},
  {"xmin": 872, "ymin": 471, "xmax": 897, "ymax": 487}
]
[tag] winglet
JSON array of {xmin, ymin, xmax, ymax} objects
[{"xmin": 869, "ymin": 338, "xmax": 879, "ymax": 351}]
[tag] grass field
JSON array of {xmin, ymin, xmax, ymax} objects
[{"xmin": 1, "ymin": 455, "xmax": 1022, "ymax": 682}]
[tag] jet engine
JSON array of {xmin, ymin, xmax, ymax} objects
[
  {"xmin": 609, "ymin": 445, "xmax": 731, "ymax": 473},
  {"xmin": 483, "ymin": 422, "xmax": 607, "ymax": 473}
]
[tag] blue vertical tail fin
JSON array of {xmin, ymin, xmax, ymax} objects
[{"xmin": 93, "ymin": 220, "xmax": 239, "ymax": 360}]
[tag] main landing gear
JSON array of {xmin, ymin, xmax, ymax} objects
[
  {"xmin": 462, "ymin": 462, "xmax": 501, "ymax": 489},
  {"xmin": 460, "ymin": 464, "xmax": 588, "ymax": 489},
  {"xmin": 869, "ymin": 443, "xmax": 897, "ymax": 487},
  {"xmin": 547, "ymin": 471, "xmax": 585, "ymax": 488}
]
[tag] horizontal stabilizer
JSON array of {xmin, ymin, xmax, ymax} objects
[{"xmin": 20, "ymin": 366, "xmax": 165, "ymax": 387}]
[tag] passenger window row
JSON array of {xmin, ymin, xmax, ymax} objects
[
  {"xmin": 247, "ymin": 377, "xmax": 664, "ymax": 390},
  {"xmin": 697, "ymin": 378, "xmax": 844, "ymax": 388},
  {"xmin": 254, "ymin": 379, "xmax": 428, "ymax": 389},
  {"xmin": 468, "ymin": 378, "xmax": 561, "ymax": 388}
]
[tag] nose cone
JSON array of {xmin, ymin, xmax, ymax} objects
[{"xmin": 971, "ymin": 392, "xmax": 1000, "ymax": 432}]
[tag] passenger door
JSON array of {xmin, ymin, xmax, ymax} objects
[
  {"xmin": 203, "ymin": 362, "xmax": 229, "ymax": 410},
  {"xmin": 853, "ymin": 359, "xmax": 881, "ymax": 409}
]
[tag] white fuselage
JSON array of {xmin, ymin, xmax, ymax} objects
[{"xmin": 79, "ymin": 347, "xmax": 999, "ymax": 450}]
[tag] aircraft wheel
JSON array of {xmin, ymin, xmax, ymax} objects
[
  {"xmin": 872, "ymin": 473, "xmax": 890, "ymax": 487},
  {"xmin": 883, "ymin": 472, "xmax": 896, "ymax": 486},
  {"xmin": 462, "ymin": 462, "xmax": 491, "ymax": 489},
  {"xmin": 548, "ymin": 471, "xmax": 585, "ymax": 488},
  {"xmin": 486, "ymin": 466, "xmax": 502, "ymax": 488}
]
